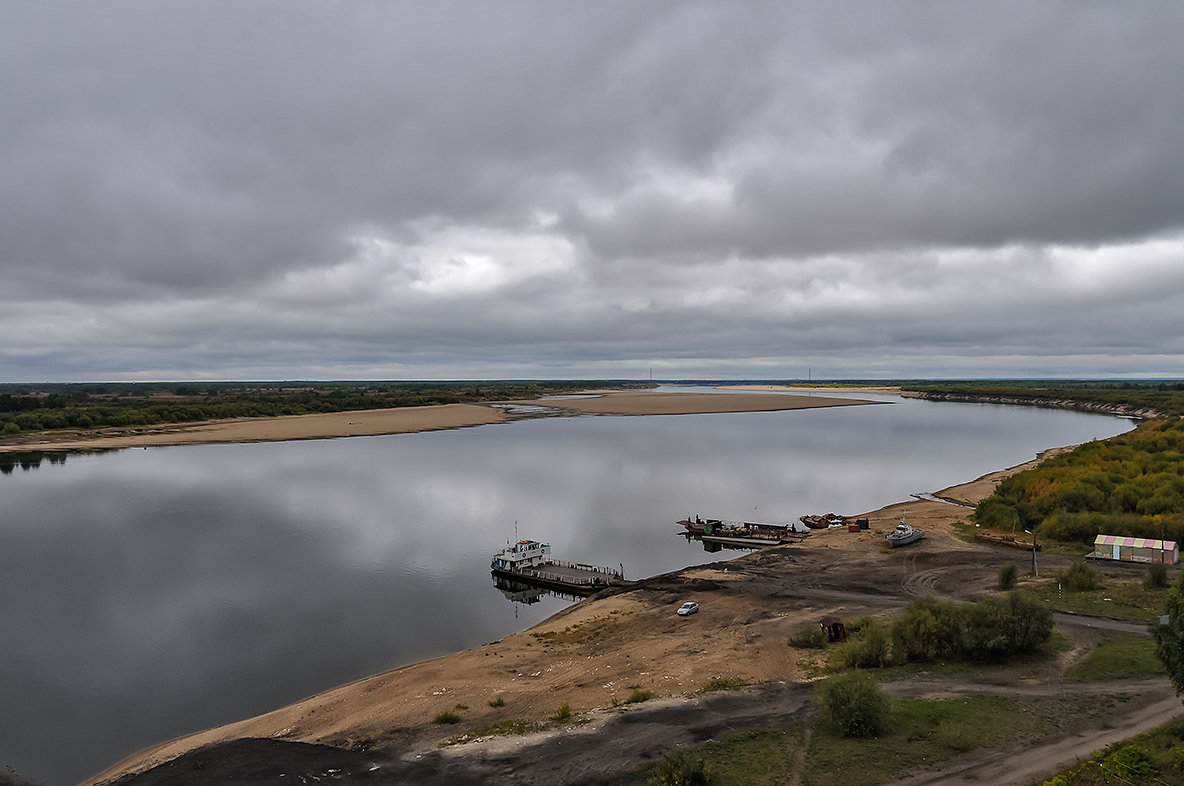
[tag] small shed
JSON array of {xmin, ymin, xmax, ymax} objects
[{"xmin": 1092, "ymin": 534, "xmax": 1179, "ymax": 565}]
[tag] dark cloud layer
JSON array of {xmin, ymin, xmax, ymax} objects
[{"xmin": 3, "ymin": 2, "xmax": 1182, "ymax": 380}]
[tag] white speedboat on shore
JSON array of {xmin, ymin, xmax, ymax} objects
[{"xmin": 886, "ymin": 521, "xmax": 924, "ymax": 547}]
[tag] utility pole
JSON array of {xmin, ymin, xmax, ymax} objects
[{"xmin": 1024, "ymin": 529, "xmax": 1038, "ymax": 576}]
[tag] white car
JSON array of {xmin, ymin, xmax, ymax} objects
[{"xmin": 677, "ymin": 601, "xmax": 699, "ymax": 616}]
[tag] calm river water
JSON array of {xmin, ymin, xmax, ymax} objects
[{"xmin": 0, "ymin": 391, "xmax": 1133, "ymax": 784}]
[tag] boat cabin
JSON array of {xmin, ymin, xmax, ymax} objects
[{"xmin": 491, "ymin": 539, "xmax": 552, "ymax": 571}]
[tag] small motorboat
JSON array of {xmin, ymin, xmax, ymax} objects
[{"xmin": 886, "ymin": 520, "xmax": 924, "ymax": 547}]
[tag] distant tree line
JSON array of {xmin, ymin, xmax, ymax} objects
[
  {"xmin": 905, "ymin": 380, "xmax": 1184, "ymax": 417},
  {"xmin": 0, "ymin": 380, "xmax": 653, "ymax": 436}
]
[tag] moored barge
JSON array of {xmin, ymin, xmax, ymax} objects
[
  {"xmin": 677, "ymin": 515, "xmax": 811, "ymax": 547},
  {"xmin": 490, "ymin": 539, "xmax": 624, "ymax": 596}
]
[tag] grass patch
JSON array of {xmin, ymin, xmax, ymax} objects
[
  {"xmin": 630, "ymin": 725, "xmax": 807, "ymax": 786},
  {"xmin": 488, "ymin": 695, "xmax": 505, "ymax": 707},
  {"xmin": 530, "ymin": 614, "xmax": 630, "ymax": 648},
  {"xmin": 443, "ymin": 708, "xmax": 597, "ymax": 747},
  {"xmin": 847, "ymin": 627, "xmax": 1072, "ymax": 686},
  {"xmin": 616, "ymin": 693, "xmax": 1129, "ymax": 785},
  {"xmin": 932, "ymin": 719, "xmax": 977, "ymax": 752},
  {"xmin": 699, "ymin": 676, "xmax": 748, "ymax": 694},
  {"xmin": 432, "ymin": 709, "xmax": 462, "ymax": 725},
  {"xmin": 1023, "ymin": 579, "xmax": 1167, "ymax": 623},
  {"xmin": 1065, "ymin": 633, "xmax": 1167, "ymax": 681},
  {"xmin": 442, "ymin": 716, "xmax": 562, "ymax": 746},
  {"xmin": 625, "ymin": 688, "xmax": 655, "ymax": 704},
  {"xmin": 803, "ymin": 693, "xmax": 1129, "ymax": 786},
  {"xmin": 459, "ymin": 718, "xmax": 540, "ymax": 740}
]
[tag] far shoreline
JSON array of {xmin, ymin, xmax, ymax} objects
[{"xmin": 0, "ymin": 389, "xmax": 881, "ymax": 454}]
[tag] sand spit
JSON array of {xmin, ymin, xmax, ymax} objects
[
  {"xmin": 724, "ymin": 384, "xmax": 904, "ymax": 396},
  {"xmin": 0, "ymin": 390, "xmax": 879, "ymax": 454},
  {"xmin": 0, "ymin": 404, "xmax": 510, "ymax": 453},
  {"xmin": 516, "ymin": 389, "xmax": 880, "ymax": 416}
]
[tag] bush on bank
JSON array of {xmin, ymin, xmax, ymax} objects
[
  {"xmin": 817, "ymin": 671, "xmax": 891, "ymax": 738},
  {"xmin": 973, "ymin": 417, "xmax": 1184, "ymax": 547},
  {"xmin": 832, "ymin": 593, "xmax": 1053, "ymax": 669}
]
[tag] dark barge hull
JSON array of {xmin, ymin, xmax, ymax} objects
[{"xmin": 489, "ymin": 567, "xmax": 609, "ymax": 597}]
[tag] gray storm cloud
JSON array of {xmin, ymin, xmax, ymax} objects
[{"xmin": 2, "ymin": 1, "xmax": 1182, "ymax": 380}]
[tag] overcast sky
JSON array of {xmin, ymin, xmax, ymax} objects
[{"xmin": 3, "ymin": 2, "xmax": 1183, "ymax": 382}]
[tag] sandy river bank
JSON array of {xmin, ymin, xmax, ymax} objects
[{"xmin": 0, "ymin": 390, "xmax": 875, "ymax": 454}]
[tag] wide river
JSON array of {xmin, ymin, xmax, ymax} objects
[{"xmin": 0, "ymin": 390, "xmax": 1133, "ymax": 784}]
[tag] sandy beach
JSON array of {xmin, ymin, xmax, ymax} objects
[
  {"xmin": 1, "ymin": 390, "xmax": 877, "ymax": 453},
  {"xmin": 723, "ymin": 383, "xmax": 905, "ymax": 396},
  {"xmin": 519, "ymin": 389, "xmax": 878, "ymax": 416},
  {"xmin": 0, "ymin": 404, "xmax": 510, "ymax": 453}
]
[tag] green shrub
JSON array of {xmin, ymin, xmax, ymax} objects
[
  {"xmin": 432, "ymin": 709, "xmax": 461, "ymax": 725},
  {"xmin": 788, "ymin": 625, "xmax": 829, "ymax": 649},
  {"xmin": 648, "ymin": 749, "xmax": 713, "ymax": 786},
  {"xmin": 832, "ymin": 618, "xmax": 893, "ymax": 669},
  {"xmin": 1059, "ymin": 561, "xmax": 1103, "ymax": 592},
  {"xmin": 1100, "ymin": 744, "xmax": 1157, "ymax": 780},
  {"xmin": 817, "ymin": 671, "xmax": 890, "ymax": 738},
  {"xmin": 552, "ymin": 702, "xmax": 572, "ymax": 722},
  {"xmin": 998, "ymin": 561, "xmax": 1018, "ymax": 590},
  {"xmin": 1147, "ymin": 562, "xmax": 1169, "ymax": 589},
  {"xmin": 893, "ymin": 597, "xmax": 949, "ymax": 662},
  {"xmin": 488, "ymin": 695, "xmax": 505, "ymax": 707},
  {"xmin": 888, "ymin": 593, "xmax": 1052, "ymax": 666},
  {"xmin": 626, "ymin": 689, "xmax": 655, "ymax": 704}
]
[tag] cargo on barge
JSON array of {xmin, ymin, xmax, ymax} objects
[{"xmin": 677, "ymin": 515, "xmax": 811, "ymax": 547}]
